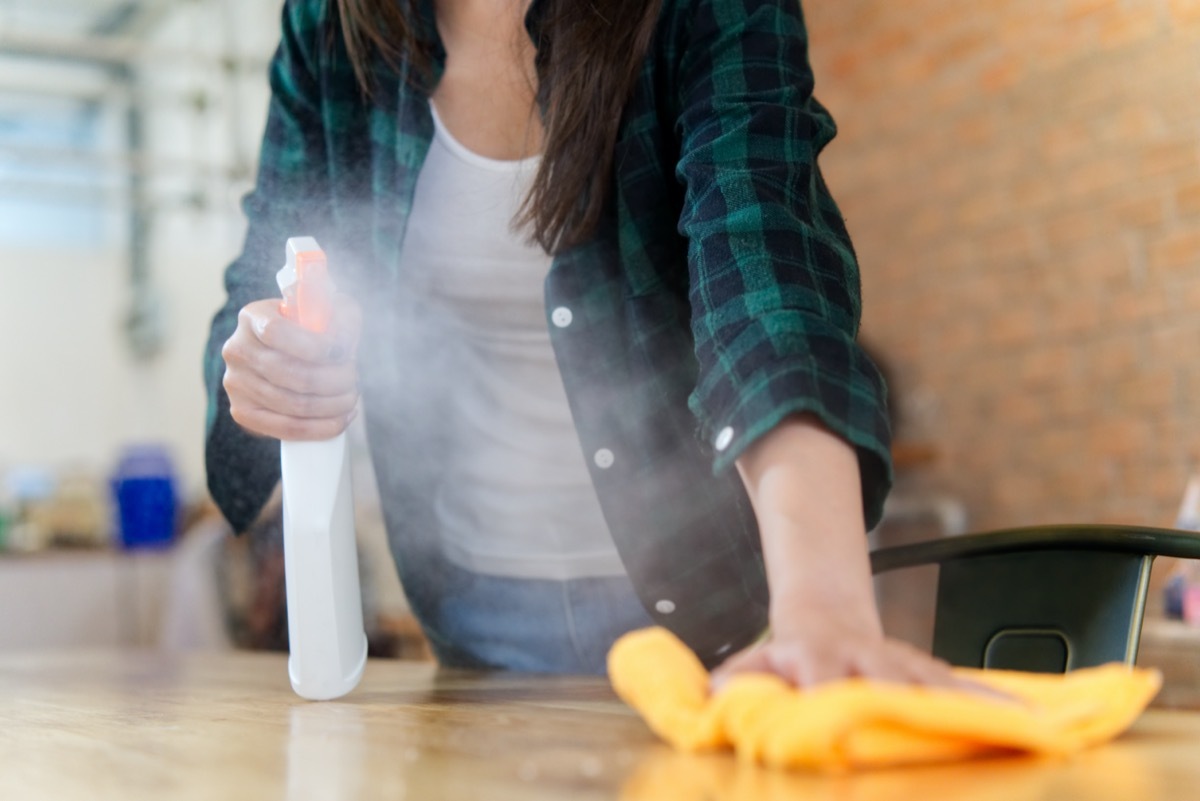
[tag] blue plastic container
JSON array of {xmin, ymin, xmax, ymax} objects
[{"xmin": 111, "ymin": 445, "xmax": 178, "ymax": 549}]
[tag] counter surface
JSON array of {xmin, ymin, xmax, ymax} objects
[{"xmin": 1, "ymin": 650, "xmax": 1197, "ymax": 801}]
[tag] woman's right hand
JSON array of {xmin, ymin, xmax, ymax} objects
[{"xmin": 221, "ymin": 295, "xmax": 362, "ymax": 440}]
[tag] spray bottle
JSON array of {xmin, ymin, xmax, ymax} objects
[{"xmin": 277, "ymin": 236, "xmax": 368, "ymax": 700}]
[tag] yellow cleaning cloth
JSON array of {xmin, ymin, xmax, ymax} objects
[{"xmin": 608, "ymin": 627, "xmax": 1161, "ymax": 772}]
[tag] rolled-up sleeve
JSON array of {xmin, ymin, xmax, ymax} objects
[{"xmin": 673, "ymin": 0, "xmax": 893, "ymax": 527}]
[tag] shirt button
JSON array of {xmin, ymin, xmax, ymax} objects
[
  {"xmin": 655, "ymin": 599, "xmax": 676, "ymax": 615},
  {"xmin": 594, "ymin": 448, "xmax": 614, "ymax": 469},
  {"xmin": 714, "ymin": 426, "xmax": 734, "ymax": 451},
  {"xmin": 551, "ymin": 306, "xmax": 573, "ymax": 328}
]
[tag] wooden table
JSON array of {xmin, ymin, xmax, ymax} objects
[{"xmin": 1, "ymin": 651, "xmax": 1199, "ymax": 801}]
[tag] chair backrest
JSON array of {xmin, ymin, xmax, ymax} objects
[{"xmin": 870, "ymin": 525, "xmax": 1200, "ymax": 672}]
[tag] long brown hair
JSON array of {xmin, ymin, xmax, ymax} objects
[{"xmin": 336, "ymin": 0, "xmax": 663, "ymax": 253}]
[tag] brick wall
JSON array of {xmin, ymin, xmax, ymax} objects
[{"xmin": 805, "ymin": 0, "xmax": 1200, "ymax": 530}]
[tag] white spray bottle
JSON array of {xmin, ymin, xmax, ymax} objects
[{"xmin": 276, "ymin": 236, "xmax": 368, "ymax": 700}]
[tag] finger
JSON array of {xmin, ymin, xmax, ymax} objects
[
  {"xmin": 789, "ymin": 648, "xmax": 852, "ymax": 688},
  {"xmin": 889, "ymin": 645, "xmax": 957, "ymax": 687},
  {"xmin": 949, "ymin": 673, "xmax": 1019, "ymax": 702},
  {"xmin": 906, "ymin": 658, "xmax": 956, "ymax": 687},
  {"xmin": 715, "ymin": 645, "xmax": 834, "ymax": 691},
  {"xmin": 849, "ymin": 638, "xmax": 956, "ymax": 685},
  {"xmin": 240, "ymin": 301, "xmax": 339, "ymax": 364},
  {"xmin": 229, "ymin": 403, "xmax": 357, "ymax": 441},
  {"xmin": 854, "ymin": 646, "xmax": 1017, "ymax": 702},
  {"xmin": 225, "ymin": 335, "xmax": 358, "ymax": 396},
  {"xmin": 229, "ymin": 342, "xmax": 358, "ymax": 396},
  {"xmin": 224, "ymin": 369, "xmax": 358, "ymax": 420},
  {"xmin": 883, "ymin": 643, "xmax": 1015, "ymax": 700}
]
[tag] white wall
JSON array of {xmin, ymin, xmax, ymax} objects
[{"xmin": 1, "ymin": 244, "xmax": 207, "ymax": 495}]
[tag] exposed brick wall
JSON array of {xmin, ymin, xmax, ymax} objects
[{"xmin": 806, "ymin": 0, "xmax": 1200, "ymax": 530}]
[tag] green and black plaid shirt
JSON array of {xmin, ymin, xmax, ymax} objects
[{"xmin": 204, "ymin": 0, "xmax": 892, "ymax": 664}]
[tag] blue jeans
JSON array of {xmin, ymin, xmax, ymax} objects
[{"xmin": 412, "ymin": 557, "xmax": 654, "ymax": 675}]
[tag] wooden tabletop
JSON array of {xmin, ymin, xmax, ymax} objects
[{"xmin": 1, "ymin": 651, "xmax": 1199, "ymax": 801}]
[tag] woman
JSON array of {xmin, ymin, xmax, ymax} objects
[{"xmin": 206, "ymin": 0, "xmax": 959, "ymax": 690}]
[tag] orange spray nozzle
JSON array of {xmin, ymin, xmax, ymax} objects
[{"xmin": 278, "ymin": 238, "xmax": 334, "ymax": 334}]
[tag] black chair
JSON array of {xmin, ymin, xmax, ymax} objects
[{"xmin": 870, "ymin": 525, "xmax": 1200, "ymax": 672}]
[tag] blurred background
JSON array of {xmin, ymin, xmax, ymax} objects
[{"xmin": 0, "ymin": 0, "xmax": 1198, "ymax": 681}]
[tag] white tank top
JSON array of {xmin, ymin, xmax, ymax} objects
[{"xmin": 394, "ymin": 103, "xmax": 625, "ymax": 580}]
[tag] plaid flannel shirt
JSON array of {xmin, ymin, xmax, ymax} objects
[{"xmin": 203, "ymin": 0, "xmax": 892, "ymax": 665}]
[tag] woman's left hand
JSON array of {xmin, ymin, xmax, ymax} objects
[
  {"xmin": 709, "ymin": 608, "xmax": 972, "ymax": 693},
  {"xmin": 726, "ymin": 414, "xmax": 1006, "ymax": 698}
]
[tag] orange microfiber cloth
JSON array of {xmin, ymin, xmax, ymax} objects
[{"xmin": 608, "ymin": 627, "xmax": 1161, "ymax": 772}]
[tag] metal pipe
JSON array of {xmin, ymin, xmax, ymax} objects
[
  {"xmin": 0, "ymin": 31, "xmax": 268, "ymax": 71},
  {"xmin": 119, "ymin": 61, "xmax": 168, "ymax": 361},
  {"xmin": 0, "ymin": 143, "xmax": 239, "ymax": 180},
  {"xmin": 0, "ymin": 77, "xmax": 237, "ymax": 120},
  {"xmin": 0, "ymin": 80, "xmax": 126, "ymax": 105},
  {"xmin": 219, "ymin": 0, "xmax": 253, "ymax": 183},
  {"xmin": 0, "ymin": 179, "xmax": 206, "ymax": 211}
]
